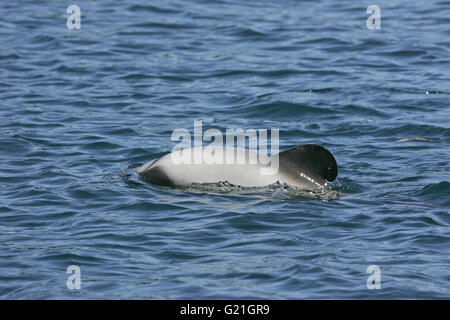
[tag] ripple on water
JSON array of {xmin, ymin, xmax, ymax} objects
[{"xmin": 0, "ymin": 0, "xmax": 449, "ymax": 299}]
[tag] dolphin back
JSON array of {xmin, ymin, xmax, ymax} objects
[{"xmin": 135, "ymin": 144, "xmax": 338, "ymax": 189}]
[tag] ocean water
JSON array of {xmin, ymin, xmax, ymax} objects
[{"xmin": 1, "ymin": 0, "xmax": 449, "ymax": 299}]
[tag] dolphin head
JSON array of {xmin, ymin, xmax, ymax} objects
[
  {"xmin": 279, "ymin": 144, "xmax": 338, "ymax": 186},
  {"xmin": 319, "ymin": 147, "xmax": 338, "ymax": 182}
]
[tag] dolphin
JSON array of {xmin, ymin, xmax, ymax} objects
[{"xmin": 134, "ymin": 144, "xmax": 338, "ymax": 189}]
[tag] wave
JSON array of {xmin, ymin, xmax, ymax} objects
[{"xmin": 143, "ymin": 179, "xmax": 342, "ymax": 201}]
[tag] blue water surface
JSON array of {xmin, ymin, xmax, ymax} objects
[{"xmin": 0, "ymin": 0, "xmax": 449, "ymax": 299}]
